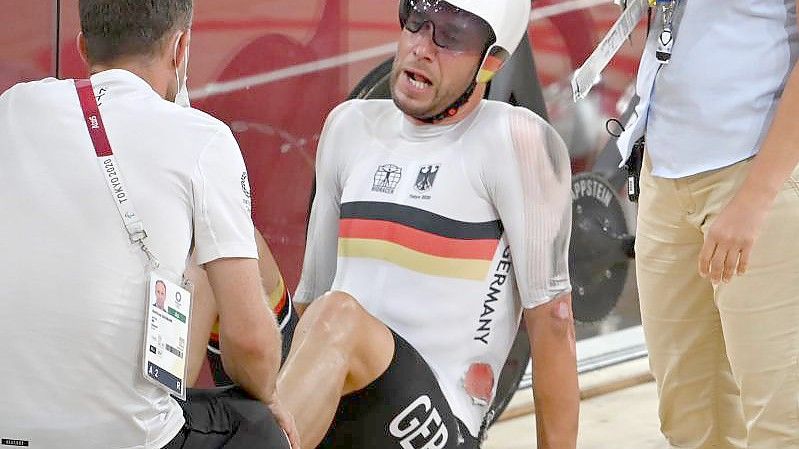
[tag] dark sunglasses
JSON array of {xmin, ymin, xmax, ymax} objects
[{"xmin": 399, "ymin": 0, "xmax": 495, "ymax": 53}]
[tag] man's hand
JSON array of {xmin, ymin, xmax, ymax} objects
[
  {"xmin": 269, "ymin": 392, "xmax": 301, "ymax": 449},
  {"xmin": 525, "ymin": 293, "xmax": 579, "ymax": 449},
  {"xmin": 698, "ymin": 194, "xmax": 771, "ymax": 285},
  {"xmin": 700, "ymin": 6, "xmax": 799, "ymax": 283}
]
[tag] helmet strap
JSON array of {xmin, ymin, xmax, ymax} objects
[
  {"xmin": 413, "ymin": 41, "xmax": 499, "ymax": 124},
  {"xmin": 417, "ymin": 79, "xmax": 478, "ymax": 124}
]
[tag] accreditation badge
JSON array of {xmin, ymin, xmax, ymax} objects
[{"xmin": 143, "ymin": 271, "xmax": 192, "ymax": 400}]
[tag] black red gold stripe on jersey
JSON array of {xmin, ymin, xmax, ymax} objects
[
  {"xmin": 338, "ymin": 202, "xmax": 503, "ymax": 281},
  {"xmin": 270, "ymin": 277, "xmax": 290, "ymax": 324}
]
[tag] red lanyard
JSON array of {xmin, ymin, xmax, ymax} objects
[
  {"xmin": 75, "ymin": 79, "xmax": 113, "ymax": 157},
  {"xmin": 74, "ymin": 79, "xmax": 158, "ymax": 266}
]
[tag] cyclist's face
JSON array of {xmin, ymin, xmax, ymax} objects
[{"xmin": 390, "ymin": 0, "xmax": 491, "ymax": 119}]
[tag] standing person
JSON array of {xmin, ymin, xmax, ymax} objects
[
  {"xmin": 618, "ymin": 1, "xmax": 799, "ymax": 447},
  {"xmin": 0, "ymin": 1, "xmax": 295, "ymax": 448},
  {"xmin": 277, "ymin": 0, "xmax": 579, "ymax": 447}
]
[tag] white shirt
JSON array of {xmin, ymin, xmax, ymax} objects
[
  {"xmin": 618, "ymin": 0, "xmax": 799, "ymax": 178},
  {"xmin": 295, "ymin": 99, "xmax": 572, "ymax": 437},
  {"xmin": 0, "ymin": 70, "xmax": 257, "ymax": 449}
]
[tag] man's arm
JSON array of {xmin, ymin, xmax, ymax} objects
[
  {"xmin": 185, "ymin": 260, "xmax": 217, "ymax": 386},
  {"xmin": 189, "ymin": 128, "xmax": 283, "ymax": 403},
  {"xmin": 205, "ymin": 257, "xmax": 281, "ymax": 404},
  {"xmin": 293, "ymin": 102, "xmax": 352, "ymax": 314},
  {"xmin": 486, "ymin": 107, "xmax": 578, "ymax": 447},
  {"xmin": 525, "ymin": 294, "xmax": 579, "ymax": 449},
  {"xmin": 186, "ymin": 237, "xmax": 299, "ymax": 447},
  {"xmin": 185, "ymin": 229, "xmax": 284, "ymax": 386},
  {"xmin": 255, "ymin": 229, "xmax": 282, "ymax": 294},
  {"xmin": 699, "ymin": 8, "xmax": 799, "ymax": 283}
]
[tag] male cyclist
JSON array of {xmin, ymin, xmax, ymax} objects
[{"xmin": 280, "ymin": 1, "xmax": 579, "ymax": 447}]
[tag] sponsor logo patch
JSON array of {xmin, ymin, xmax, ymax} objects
[
  {"xmin": 95, "ymin": 87, "xmax": 108, "ymax": 106},
  {"xmin": 372, "ymin": 164, "xmax": 403, "ymax": 194},
  {"xmin": 241, "ymin": 171, "xmax": 252, "ymax": 212},
  {"xmin": 572, "ymin": 176, "xmax": 612, "ymax": 207}
]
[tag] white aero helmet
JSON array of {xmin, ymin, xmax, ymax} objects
[
  {"xmin": 453, "ymin": 0, "xmax": 532, "ymax": 82},
  {"xmin": 399, "ymin": 0, "xmax": 532, "ymax": 83}
]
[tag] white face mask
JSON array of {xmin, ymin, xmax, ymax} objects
[{"xmin": 173, "ymin": 32, "xmax": 190, "ymax": 107}]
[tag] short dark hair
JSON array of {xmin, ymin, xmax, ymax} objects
[{"xmin": 79, "ymin": 0, "xmax": 193, "ymax": 64}]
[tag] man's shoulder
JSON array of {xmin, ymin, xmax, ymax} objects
[
  {"xmin": 155, "ymin": 98, "xmax": 230, "ymax": 130},
  {"xmin": 476, "ymin": 101, "xmax": 562, "ymax": 148},
  {"xmin": 325, "ymin": 99, "xmax": 396, "ymax": 130},
  {"xmin": 478, "ymin": 100, "xmax": 548, "ymax": 128},
  {"xmin": 6, "ymin": 77, "xmax": 69, "ymax": 91},
  {"xmin": 153, "ymin": 101, "xmax": 236, "ymax": 148},
  {"xmin": 469, "ymin": 101, "xmax": 567, "ymax": 168},
  {"xmin": 1, "ymin": 77, "xmax": 73, "ymax": 104}
]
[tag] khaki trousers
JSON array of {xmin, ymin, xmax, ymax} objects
[{"xmin": 636, "ymin": 157, "xmax": 799, "ymax": 449}]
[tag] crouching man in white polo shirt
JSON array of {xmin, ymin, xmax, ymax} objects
[{"xmin": 0, "ymin": 1, "xmax": 297, "ymax": 448}]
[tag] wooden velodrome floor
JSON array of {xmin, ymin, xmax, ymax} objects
[{"xmin": 484, "ymin": 359, "xmax": 669, "ymax": 449}]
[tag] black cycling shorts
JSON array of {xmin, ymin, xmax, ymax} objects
[
  {"xmin": 163, "ymin": 386, "xmax": 290, "ymax": 449},
  {"xmin": 318, "ymin": 331, "xmax": 481, "ymax": 449}
]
